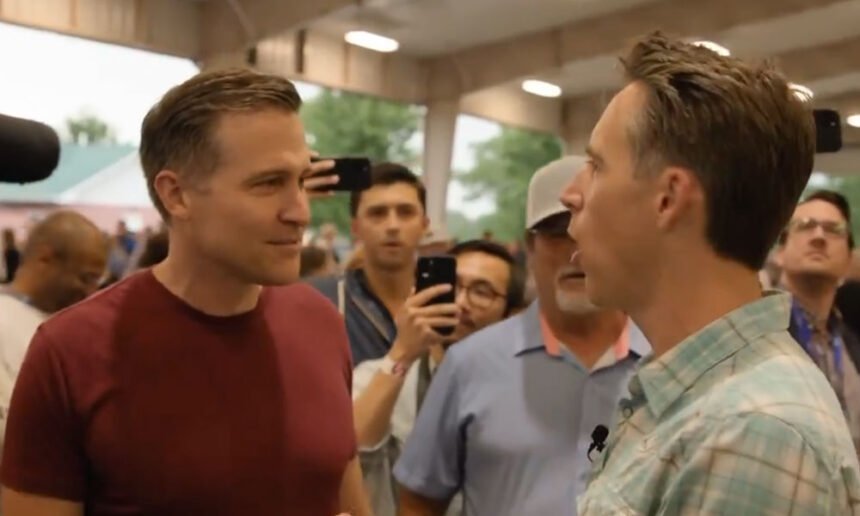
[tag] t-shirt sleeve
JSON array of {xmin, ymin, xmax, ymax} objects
[
  {"xmin": 393, "ymin": 354, "xmax": 465, "ymax": 501},
  {"xmin": 0, "ymin": 327, "xmax": 86, "ymax": 501}
]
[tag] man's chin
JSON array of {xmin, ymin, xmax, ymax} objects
[
  {"xmin": 556, "ymin": 293, "xmax": 601, "ymax": 315},
  {"xmin": 793, "ymin": 268, "xmax": 842, "ymax": 283},
  {"xmin": 445, "ymin": 324, "xmax": 475, "ymax": 345}
]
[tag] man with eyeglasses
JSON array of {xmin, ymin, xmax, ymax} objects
[
  {"xmin": 352, "ymin": 239, "xmax": 523, "ymax": 515},
  {"xmin": 394, "ymin": 157, "xmax": 649, "ymax": 516},
  {"xmin": 776, "ymin": 189, "xmax": 860, "ymax": 461}
]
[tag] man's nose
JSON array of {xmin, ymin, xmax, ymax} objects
[
  {"xmin": 280, "ymin": 190, "xmax": 311, "ymax": 227},
  {"xmin": 560, "ymin": 177, "xmax": 584, "ymax": 214},
  {"xmin": 455, "ymin": 286, "xmax": 470, "ymax": 308}
]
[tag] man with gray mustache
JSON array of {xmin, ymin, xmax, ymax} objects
[{"xmin": 394, "ymin": 157, "xmax": 650, "ymax": 516}]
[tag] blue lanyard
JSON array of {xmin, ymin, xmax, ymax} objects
[{"xmin": 791, "ymin": 300, "xmax": 843, "ymax": 377}]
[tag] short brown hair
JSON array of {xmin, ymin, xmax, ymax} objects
[
  {"xmin": 621, "ymin": 32, "xmax": 815, "ymax": 270},
  {"xmin": 349, "ymin": 163, "xmax": 426, "ymax": 217},
  {"xmin": 140, "ymin": 68, "xmax": 302, "ymax": 220}
]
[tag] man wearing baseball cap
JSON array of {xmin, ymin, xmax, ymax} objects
[{"xmin": 393, "ymin": 156, "xmax": 650, "ymax": 515}]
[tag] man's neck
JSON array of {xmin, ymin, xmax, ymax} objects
[
  {"xmin": 784, "ymin": 274, "xmax": 837, "ymax": 323},
  {"xmin": 153, "ymin": 244, "xmax": 262, "ymax": 317},
  {"xmin": 7, "ymin": 267, "xmax": 47, "ymax": 312},
  {"xmin": 363, "ymin": 262, "xmax": 414, "ymax": 317},
  {"xmin": 543, "ymin": 305, "xmax": 627, "ymax": 368},
  {"xmin": 632, "ymin": 257, "xmax": 762, "ymax": 358}
]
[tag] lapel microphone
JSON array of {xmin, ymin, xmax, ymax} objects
[{"xmin": 587, "ymin": 425, "xmax": 609, "ymax": 462}]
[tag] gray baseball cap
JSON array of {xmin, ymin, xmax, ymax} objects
[{"xmin": 526, "ymin": 156, "xmax": 586, "ymax": 229}]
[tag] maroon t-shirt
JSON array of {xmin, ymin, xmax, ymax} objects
[{"xmin": 1, "ymin": 271, "xmax": 356, "ymax": 515}]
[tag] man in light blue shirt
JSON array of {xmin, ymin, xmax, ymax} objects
[{"xmin": 394, "ymin": 157, "xmax": 649, "ymax": 515}]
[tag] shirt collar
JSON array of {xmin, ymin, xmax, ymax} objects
[
  {"xmin": 513, "ymin": 301, "xmax": 648, "ymax": 368},
  {"xmin": 636, "ymin": 291, "xmax": 791, "ymax": 420}
]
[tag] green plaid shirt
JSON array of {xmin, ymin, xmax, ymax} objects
[{"xmin": 579, "ymin": 292, "xmax": 860, "ymax": 515}]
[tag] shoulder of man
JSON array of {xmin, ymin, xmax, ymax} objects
[
  {"xmin": 692, "ymin": 338, "xmax": 855, "ymax": 467},
  {"xmin": 40, "ymin": 273, "xmax": 143, "ymax": 343},
  {"xmin": 443, "ymin": 307, "xmax": 534, "ymax": 371}
]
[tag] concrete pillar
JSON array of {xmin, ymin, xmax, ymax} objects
[{"xmin": 422, "ymin": 98, "xmax": 460, "ymax": 229}]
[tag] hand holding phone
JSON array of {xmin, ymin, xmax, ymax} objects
[
  {"xmin": 390, "ymin": 284, "xmax": 461, "ymax": 364},
  {"xmin": 307, "ymin": 156, "xmax": 372, "ymax": 193},
  {"xmin": 414, "ymin": 256, "xmax": 458, "ymax": 336}
]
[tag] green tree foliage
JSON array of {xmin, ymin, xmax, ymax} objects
[
  {"xmin": 301, "ymin": 89, "xmax": 421, "ymax": 232},
  {"xmin": 66, "ymin": 114, "xmax": 115, "ymax": 145},
  {"xmin": 455, "ymin": 127, "xmax": 563, "ymax": 242}
]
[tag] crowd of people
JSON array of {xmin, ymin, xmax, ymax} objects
[{"xmin": 0, "ymin": 31, "xmax": 859, "ymax": 515}]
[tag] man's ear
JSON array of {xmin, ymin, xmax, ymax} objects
[
  {"xmin": 29, "ymin": 243, "xmax": 57, "ymax": 267},
  {"xmin": 153, "ymin": 170, "xmax": 191, "ymax": 221},
  {"xmin": 654, "ymin": 167, "xmax": 702, "ymax": 231}
]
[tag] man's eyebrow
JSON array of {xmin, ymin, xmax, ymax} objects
[{"xmin": 585, "ymin": 145, "xmax": 603, "ymax": 164}]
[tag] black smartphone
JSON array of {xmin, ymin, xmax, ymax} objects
[
  {"xmin": 310, "ymin": 157, "xmax": 372, "ymax": 192},
  {"xmin": 415, "ymin": 255, "xmax": 457, "ymax": 336},
  {"xmin": 814, "ymin": 109, "xmax": 842, "ymax": 154}
]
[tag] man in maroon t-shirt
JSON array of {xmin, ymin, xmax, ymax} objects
[{"xmin": 1, "ymin": 69, "xmax": 370, "ymax": 516}]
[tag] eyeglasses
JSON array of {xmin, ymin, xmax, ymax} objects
[
  {"xmin": 788, "ymin": 217, "xmax": 849, "ymax": 238},
  {"xmin": 529, "ymin": 213, "xmax": 572, "ymax": 239},
  {"xmin": 456, "ymin": 279, "xmax": 505, "ymax": 310}
]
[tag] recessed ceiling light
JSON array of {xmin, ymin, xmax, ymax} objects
[
  {"xmin": 522, "ymin": 79, "xmax": 562, "ymax": 98},
  {"xmin": 344, "ymin": 31, "xmax": 399, "ymax": 53},
  {"xmin": 847, "ymin": 114, "xmax": 860, "ymax": 128},
  {"xmin": 692, "ymin": 40, "xmax": 730, "ymax": 56},
  {"xmin": 790, "ymin": 83, "xmax": 814, "ymax": 102}
]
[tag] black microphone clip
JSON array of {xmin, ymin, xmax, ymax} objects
[{"xmin": 587, "ymin": 424, "xmax": 609, "ymax": 462}]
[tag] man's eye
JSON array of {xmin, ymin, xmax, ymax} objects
[{"xmin": 257, "ymin": 177, "xmax": 283, "ymax": 188}]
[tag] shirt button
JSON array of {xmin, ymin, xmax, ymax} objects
[{"xmin": 620, "ymin": 399, "xmax": 634, "ymax": 418}]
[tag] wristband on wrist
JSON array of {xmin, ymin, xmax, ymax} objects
[{"xmin": 379, "ymin": 354, "xmax": 410, "ymax": 379}]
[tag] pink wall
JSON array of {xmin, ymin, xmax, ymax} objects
[{"xmin": 0, "ymin": 202, "xmax": 161, "ymax": 242}]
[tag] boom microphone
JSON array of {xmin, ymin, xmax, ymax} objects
[{"xmin": 0, "ymin": 113, "xmax": 61, "ymax": 184}]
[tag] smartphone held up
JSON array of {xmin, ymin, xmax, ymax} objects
[
  {"xmin": 309, "ymin": 156, "xmax": 372, "ymax": 192},
  {"xmin": 415, "ymin": 255, "xmax": 458, "ymax": 336}
]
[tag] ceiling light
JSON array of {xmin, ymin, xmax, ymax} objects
[
  {"xmin": 692, "ymin": 40, "xmax": 730, "ymax": 56},
  {"xmin": 790, "ymin": 83, "xmax": 814, "ymax": 102},
  {"xmin": 847, "ymin": 114, "xmax": 860, "ymax": 128},
  {"xmin": 522, "ymin": 79, "xmax": 562, "ymax": 98},
  {"xmin": 344, "ymin": 31, "xmax": 399, "ymax": 53}
]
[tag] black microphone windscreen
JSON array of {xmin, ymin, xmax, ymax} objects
[
  {"xmin": 592, "ymin": 424, "xmax": 609, "ymax": 442},
  {"xmin": 0, "ymin": 113, "xmax": 61, "ymax": 184}
]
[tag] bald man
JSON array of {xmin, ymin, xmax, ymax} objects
[{"xmin": 0, "ymin": 211, "xmax": 108, "ymax": 456}]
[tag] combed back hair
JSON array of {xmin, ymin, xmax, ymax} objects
[
  {"xmin": 621, "ymin": 32, "xmax": 815, "ymax": 270},
  {"xmin": 349, "ymin": 163, "xmax": 427, "ymax": 217},
  {"xmin": 448, "ymin": 239, "xmax": 526, "ymax": 315},
  {"xmin": 140, "ymin": 68, "xmax": 303, "ymax": 220}
]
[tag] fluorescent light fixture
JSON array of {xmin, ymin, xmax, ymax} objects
[
  {"xmin": 692, "ymin": 40, "xmax": 730, "ymax": 56},
  {"xmin": 847, "ymin": 114, "xmax": 860, "ymax": 128},
  {"xmin": 790, "ymin": 83, "xmax": 814, "ymax": 102},
  {"xmin": 344, "ymin": 30, "xmax": 399, "ymax": 53},
  {"xmin": 522, "ymin": 79, "xmax": 562, "ymax": 98}
]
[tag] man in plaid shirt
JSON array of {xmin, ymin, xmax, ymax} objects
[{"xmin": 562, "ymin": 32, "xmax": 860, "ymax": 514}]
